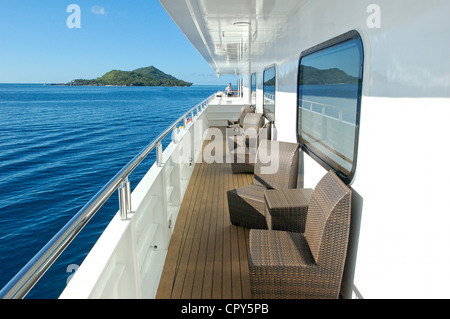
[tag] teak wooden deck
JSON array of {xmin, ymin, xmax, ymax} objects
[{"xmin": 156, "ymin": 130, "xmax": 253, "ymax": 299}]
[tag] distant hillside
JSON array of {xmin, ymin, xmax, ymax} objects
[
  {"xmin": 299, "ymin": 65, "xmax": 358, "ymax": 85},
  {"xmin": 68, "ymin": 66, "xmax": 192, "ymax": 87}
]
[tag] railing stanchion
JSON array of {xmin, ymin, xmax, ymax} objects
[
  {"xmin": 118, "ymin": 178, "xmax": 131, "ymax": 220},
  {"xmin": 157, "ymin": 142, "xmax": 163, "ymax": 166},
  {"xmin": 172, "ymin": 127, "xmax": 178, "ymax": 144}
]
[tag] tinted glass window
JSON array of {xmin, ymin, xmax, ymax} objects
[
  {"xmin": 263, "ymin": 66, "xmax": 275, "ymax": 121},
  {"xmin": 251, "ymin": 73, "xmax": 256, "ymax": 105},
  {"xmin": 297, "ymin": 31, "xmax": 363, "ymax": 183}
]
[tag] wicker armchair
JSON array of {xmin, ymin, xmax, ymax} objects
[
  {"xmin": 230, "ymin": 119, "xmax": 271, "ymax": 174},
  {"xmin": 227, "ymin": 104, "xmax": 255, "ymax": 129},
  {"xmin": 227, "ymin": 140, "xmax": 300, "ymax": 229},
  {"xmin": 229, "ymin": 112, "xmax": 264, "ymax": 148},
  {"xmin": 248, "ymin": 170, "xmax": 352, "ymax": 299}
]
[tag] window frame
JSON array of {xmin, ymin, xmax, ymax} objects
[
  {"xmin": 263, "ymin": 64, "xmax": 277, "ymax": 122},
  {"xmin": 296, "ymin": 30, "xmax": 364, "ymax": 185}
]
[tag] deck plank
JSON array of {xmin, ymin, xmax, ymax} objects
[
  {"xmin": 221, "ymin": 162, "xmax": 233, "ymax": 299},
  {"xmin": 156, "ymin": 132, "xmax": 253, "ymax": 299},
  {"xmin": 211, "ymin": 163, "xmax": 225, "ymax": 299}
]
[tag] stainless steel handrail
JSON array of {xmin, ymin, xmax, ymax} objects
[{"xmin": 0, "ymin": 93, "xmax": 215, "ymax": 299}]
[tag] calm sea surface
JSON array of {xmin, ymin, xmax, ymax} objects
[{"xmin": 0, "ymin": 83, "xmax": 223, "ymax": 298}]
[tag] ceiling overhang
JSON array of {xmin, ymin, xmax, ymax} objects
[{"xmin": 159, "ymin": 0, "xmax": 307, "ymax": 75}]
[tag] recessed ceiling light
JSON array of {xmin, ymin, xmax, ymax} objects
[{"xmin": 233, "ymin": 22, "xmax": 250, "ymax": 27}]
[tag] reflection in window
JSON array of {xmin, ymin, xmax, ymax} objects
[
  {"xmin": 297, "ymin": 31, "xmax": 363, "ymax": 183},
  {"xmin": 251, "ymin": 73, "xmax": 256, "ymax": 106},
  {"xmin": 263, "ymin": 66, "xmax": 275, "ymax": 121}
]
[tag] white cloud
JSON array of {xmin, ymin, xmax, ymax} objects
[{"xmin": 91, "ymin": 5, "xmax": 106, "ymax": 15}]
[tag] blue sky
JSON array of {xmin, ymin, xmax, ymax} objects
[{"xmin": 0, "ymin": 1, "xmax": 236, "ymax": 85}]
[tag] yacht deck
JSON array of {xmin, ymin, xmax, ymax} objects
[{"xmin": 156, "ymin": 128, "xmax": 253, "ymax": 299}]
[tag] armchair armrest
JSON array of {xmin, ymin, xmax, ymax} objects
[{"xmin": 264, "ymin": 188, "xmax": 313, "ymax": 233}]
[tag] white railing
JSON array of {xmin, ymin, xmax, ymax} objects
[
  {"xmin": 300, "ymin": 99, "xmax": 357, "ymax": 123},
  {"xmin": 264, "ymin": 92, "xmax": 275, "ymax": 102}
]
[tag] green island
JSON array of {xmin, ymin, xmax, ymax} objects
[
  {"xmin": 299, "ymin": 66, "xmax": 358, "ymax": 85},
  {"xmin": 65, "ymin": 66, "xmax": 192, "ymax": 87}
]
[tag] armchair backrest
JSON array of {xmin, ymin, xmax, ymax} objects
[
  {"xmin": 258, "ymin": 121, "xmax": 271, "ymax": 142},
  {"xmin": 242, "ymin": 112, "xmax": 263, "ymax": 131},
  {"xmin": 239, "ymin": 105, "xmax": 255, "ymax": 124},
  {"xmin": 304, "ymin": 170, "xmax": 352, "ymax": 270},
  {"xmin": 254, "ymin": 140, "xmax": 299, "ymax": 189}
]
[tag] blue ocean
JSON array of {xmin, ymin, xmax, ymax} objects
[{"xmin": 0, "ymin": 83, "xmax": 224, "ymax": 298}]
